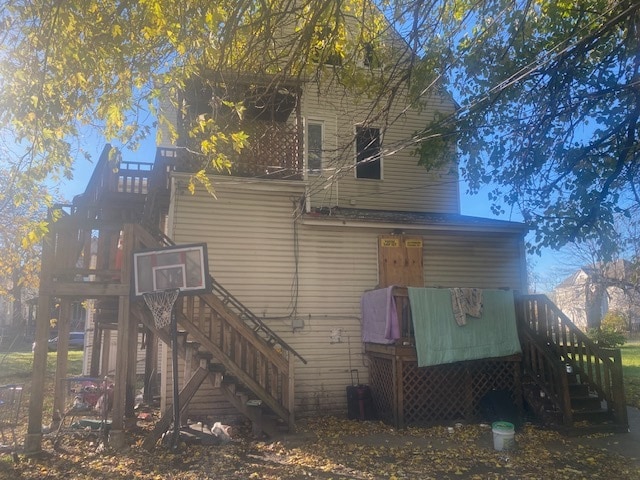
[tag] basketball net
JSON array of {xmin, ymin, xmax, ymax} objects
[{"xmin": 143, "ymin": 289, "xmax": 179, "ymax": 329}]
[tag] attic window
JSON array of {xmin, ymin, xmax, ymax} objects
[
  {"xmin": 310, "ymin": 26, "xmax": 343, "ymax": 66},
  {"xmin": 355, "ymin": 126, "xmax": 381, "ymax": 179},
  {"xmin": 363, "ymin": 42, "xmax": 381, "ymax": 68}
]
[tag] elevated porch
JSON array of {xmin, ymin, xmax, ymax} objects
[
  {"xmin": 364, "ymin": 287, "xmax": 628, "ymax": 434},
  {"xmin": 25, "ymin": 145, "xmax": 305, "ymax": 454},
  {"xmin": 180, "ymin": 74, "xmax": 303, "ymax": 180}
]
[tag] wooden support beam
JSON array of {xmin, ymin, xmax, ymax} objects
[
  {"xmin": 90, "ymin": 324, "xmax": 103, "ymax": 377},
  {"xmin": 100, "ymin": 329, "xmax": 111, "ymax": 377},
  {"xmin": 143, "ymin": 328, "xmax": 158, "ymax": 403},
  {"xmin": 44, "ymin": 282, "xmax": 130, "ymax": 297},
  {"xmin": 142, "ymin": 367, "xmax": 209, "ymax": 450},
  {"xmin": 110, "ymin": 296, "xmax": 130, "ymax": 449},
  {"xmin": 125, "ymin": 295, "xmax": 137, "ymax": 420},
  {"xmin": 24, "ymin": 293, "xmax": 52, "ymax": 454},
  {"xmin": 53, "ymin": 299, "xmax": 72, "ymax": 416},
  {"xmin": 25, "ymin": 228, "xmax": 57, "ymax": 455},
  {"xmin": 110, "ymin": 223, "xmax": 135, "ymax": 449}
]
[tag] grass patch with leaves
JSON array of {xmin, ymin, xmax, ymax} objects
[
  {"xmin": 0, "ymin": 351, "xmax": 83, "ymax": 382},
  {"xmin": 621, "ymin": 338, "xmax": 640, "ymax": 409},
  {"xmin": 0, "ymin": 351, "xmax": 83, "ymax": 436},
  {"xmin": 0, "ymin": 350, "xmax": 638, "ymax": 479}
]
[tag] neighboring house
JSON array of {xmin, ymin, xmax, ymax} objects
[{"xmin": 554, "ymin": 260, "xmax": 640, "ymax": 332}]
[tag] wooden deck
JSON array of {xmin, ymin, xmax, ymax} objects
[
  {"xmin": 364, "ymin": 287, "xmax": 522, "ymax": 428},
  {"xmin": 363, "ymin": 288, "xmax": 628, "ymax": 433}
]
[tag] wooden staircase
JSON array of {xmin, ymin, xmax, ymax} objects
[
  {"xmin": 26, "ymin": 145, "xmax": 308, "ymax": 454},
  {"xmin": 127, "ymin": 224, "xmax": 306, "ymax": 448},
  {"xmin": 516, "ymin": 294, "xmax": 628, "ymax": 434}
]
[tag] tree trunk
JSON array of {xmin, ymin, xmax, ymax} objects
[
  {"xmin": 585, "ymin": 281, "xmax": 605, "ymax": 330},
  {"xmin": 11, "ymin": 270, "xmax": 23, "ymax": 327}
]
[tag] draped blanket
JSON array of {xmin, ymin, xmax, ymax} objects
[
  {"xmin": 408, "ymin": 288, "xmax": 521, "ymax": 367},
  {"xmin": 361, "ymin": 287, "xmax": 400, "ymax": 344}
]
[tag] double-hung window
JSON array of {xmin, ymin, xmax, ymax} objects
[{"xmin": 355, "ymin": 126, "xmax": 381, "ymax": 179}]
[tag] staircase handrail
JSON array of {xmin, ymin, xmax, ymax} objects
[
  {"xmin": 518, "ymin": 294, "xmax": 617, "ymax": 366},
  {"xmin": 517, "ymin": 294, "xmax": 627, "ymax": 427},
  {"xmin": 518, "ymin": 326, "xmax": 573, "ymax": 426},
  {"xmin": 208, "ymin": 279, "xmax": 307, "ymax": 365}
]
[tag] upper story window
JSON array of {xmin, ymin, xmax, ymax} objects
[
  {"xmin": 310, "ymin": 26, "xmax": 343, "ymax": 66},
  {"xmin": 362, "ymin": 42, "xmax": 381, "ymax": 68},
  {"xmin": 355, "ymin": 126, "xmax": 381, "ymax": 180},
  {"xmin": 307, "ymin": 121, "xmax": 323, "ymax": 175}
]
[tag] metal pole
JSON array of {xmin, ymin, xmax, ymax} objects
[{"xmin": 170, "ymin": 306, "xmax": 180, "ymax": 452}]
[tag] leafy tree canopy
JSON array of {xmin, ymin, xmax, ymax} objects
[
  {"xmin": 0, "ymin": 0, "xmax": 638, "ymax": 257},
  {"xmin": 0, "ymin": 173, "xmax": 46, "ymax": 322},
  {"xmin": 414, "ymin": 0, "xmax": 640, "ymax": 257}
]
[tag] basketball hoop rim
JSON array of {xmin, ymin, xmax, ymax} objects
[{"xmin": 142, "ymin": 288, "xmax": 180, "ymax": 329}]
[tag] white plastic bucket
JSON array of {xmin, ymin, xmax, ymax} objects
[{"xmin": 491, "ymin": 421, "xmax": 515, "ymax": 451}]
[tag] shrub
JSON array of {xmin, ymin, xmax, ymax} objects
[
  {"xmin": 587, "ymin": 326, "xmax": 626, "ymax": 348},
  {"xmin": 602, "ymin": 310, "xmax": 628, "ymax": 333}
]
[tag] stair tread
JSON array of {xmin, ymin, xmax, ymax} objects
[
  {"xmin": 136, "ymin": 284, "xmax": 295, "ymax": 439},
  {"xmin": 572, "ymin": 407, "xmax": 608, "ymax": 414}
]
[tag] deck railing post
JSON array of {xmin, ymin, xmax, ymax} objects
[
  {"xmin": 288, "ymin": 354, "xmax": 296, "ymax": 432},
  {"xmin": 610, "ymin": 348, "xmax": 629, "ymax": 429}
]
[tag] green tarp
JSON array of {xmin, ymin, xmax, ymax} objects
[{"xmin": 408, "ymin": 288, "xmax": 521, "ymax": 367}]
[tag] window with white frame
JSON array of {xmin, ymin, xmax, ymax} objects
[
  {"xmin": 355, "ymin": 126, "xmax": 381, "ymax": 179},
  {"xmin": 307, "ymin": 121, "xmax": 323, "ymax": 175}
]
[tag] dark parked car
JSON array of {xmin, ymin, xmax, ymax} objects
[{"xmin": 43, "ymin": 332, "xmax": 85, "ymax": 351}]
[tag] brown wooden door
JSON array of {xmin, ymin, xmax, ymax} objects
[{"xmin": 378, "ymin": 235, "xmax": 424, "ymax": 287}]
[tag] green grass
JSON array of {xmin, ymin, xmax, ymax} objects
[
  {"xmin": 621, "ymin": 338, "xmax": 640, "ymax": 409},
  {"xmin": 0, "ymin": 351, "xmax": 83, "ymax": 382}
]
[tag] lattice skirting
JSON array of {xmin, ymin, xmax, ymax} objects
[{"xmin": 368, "ymin": 349, "xmax": 522, "ymax": 428}]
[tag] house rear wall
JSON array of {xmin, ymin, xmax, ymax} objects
[
  {"xmin": 302, "ymin": 80, "xmax": 460, "ymax": 214},
  {"xmin": 165, "ymin": 177, "xmax": 526, "ymax": 420}
]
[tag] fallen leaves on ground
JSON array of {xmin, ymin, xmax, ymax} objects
[
  {"xmin": 0, "ymin": 416, "xmax": 638, "ymax": 480},
  {"xmin": 625, "ymin": 377, "xmax": 640, "ymax": 409}
]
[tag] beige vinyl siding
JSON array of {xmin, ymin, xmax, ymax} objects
[
  {"xmin": 302, "ymin": 80, "xmax": 460, "ymax": 214},
  {"xmin": 170, "ymin": 179, "xmax": 302, "ymax": 313},
  {"xmin": 166, "ymin": 178, "xmax": 526, "ymax": 419},
  {"xmin": 166, "ymin": 178, "xmax": 304, "ymax": 418},
  {"xmin": 422, "ymin": 232, "xmax": 526, "ymax": 291},
  {"xmin": 166, "ymin": 179, "xmax": 379, "ymax": 417}
]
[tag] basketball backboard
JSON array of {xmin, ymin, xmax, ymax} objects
[{"xmin": 132, "ymin": 243, "xmax": 210, "ymax": 297}]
